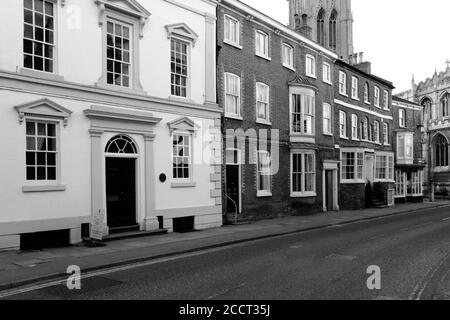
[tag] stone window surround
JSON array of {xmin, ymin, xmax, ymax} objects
[
  {"xmin": 94, "ymin": 0, "xmax": 151, "ymax": 95},
  {"xmin": 15, "ymin": 98, "xmax": 72, "ymax": 193}
]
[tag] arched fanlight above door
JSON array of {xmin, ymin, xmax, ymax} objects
[{"xmin": 105, "ymin": 135, "xmax": 137, "ymax": 154}]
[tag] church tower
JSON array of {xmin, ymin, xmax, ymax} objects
[{"xmin": 288, "ymin": 0, "xmax": 354, "ymax": 60}]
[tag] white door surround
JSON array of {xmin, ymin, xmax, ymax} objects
[{"xmin": 322, "ymin": 160, "xmax": 340, "ymax": 212}]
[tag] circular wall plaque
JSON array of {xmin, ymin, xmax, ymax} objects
[{"xmin": 159, "ymin": 173, "xmax": 167, "ymax": 183}]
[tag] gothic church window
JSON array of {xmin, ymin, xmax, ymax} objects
[
  {"xmin": 317, "ymin": 8, "xmax": 325, "ymax": 46},
  {"xmin": 434, "ymin": 134, "xmax": 449, "ymax": 167},
  {"xmin": 329, "ymin": 10, "xmax": 337, "ymax": 50}
]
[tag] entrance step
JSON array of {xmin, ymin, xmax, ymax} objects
[
  {"xmin": 109, "ymin": 224, "xmax": 140, "ymax": 235},
  {"xmin": 224, "ymin": 213, "xmax": 252, "ymax": 225},
  {"xmin": 103, "ymin": 229, "xmax": 168, "ymax": 242}
]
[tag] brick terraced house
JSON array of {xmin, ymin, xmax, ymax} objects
[
  {"xmin": 333, "ymin": 56, "xmax": 396, "ymax": 210},
  {"xmin": 392, "ymin": 96, "xmax": 425, "ymax": 203},
  {"xmin": 217, "ymin": 0, "xmax": 340, "ymax": 221}
]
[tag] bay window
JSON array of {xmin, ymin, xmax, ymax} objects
[
  {"xmin": 397, "ymin": 132, "xmax": 414, "ymax": 164},
  {"xmin": 290, "ymin": 88, "xmax": 315, "ymax": 136}
]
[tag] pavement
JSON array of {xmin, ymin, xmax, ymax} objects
[{"xmin": 0, "ymin": 200, "xmax": 449, "ymax": 293}]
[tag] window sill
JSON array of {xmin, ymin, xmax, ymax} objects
[
  {"xmin": 340, "ymin": 179, "xmax": 366, "ymax": 184},
  {"xmin": 352, "ymin": 137, "xmax": 360, "ymax": 141},
  {"xmin": 256, "ymin": 119, "xmax": 272, "ymax": 126},
  {"xmin": 171, "ymin": 182, "xmax": 197, "ymax": 188},
  {"xmin": 340, "ymin": 136, "xmax": 349, "ymax": 140},
  {"xmin": 255, "ymin": 53, "xmax": 271, "ymax": 61},
  {"xmin": 257, "ymin": 191, "xmax": 272, "ymax": 198},
  {"xmin": 323, "ymin": 132, "xmax": 333, "ymax": 136},
  {"xmin": 169, "ymin": 95, "xmax": 194, "ymax": 103},
  {"xmin": 364, "ymin": 101, "xmax": 371, "ymax": 105},
  {"xmin": 224, "ymin": 39, "xmax": 243, "ymax": 50},
  {"xmin": 20, "ymin": 68, "xmax": 64, "ymax": 82},
  {"xmin": 95, "ymin": 82, "xmax": 146, "ymax": 96},
  {"xmin": 374, "ymin": 179, "xmax": 395, "ymax": 183},
  {"xmin": 306, "ymin": 74, "xmax": 317, "ymax": 79},
  {"xmin": 323, "ymin": 80, "xmax": 333, "ymax": 86},
  {"xmin": 282, "ymin": 64, "xmax": 296, "ymax": 72},
  {"xmin": 374, "ymin": 105, "xmax": 381, "ymax": 109},
  {"xmin": 22, "ymin": 185, "xmax": 66, "ymax": 193},
  {"xmin": 352, "ymin": 97, "xmax": 360, "ymax": 101},
  {"xmin": 340, "ymin": 92, "xmax": 348, "ymax": 97},
  {"xmin": 290, "ymin": 135, "xmax": 315, "ymax": 144},
  {"xmin": 225, "ymin": 114, "xmax": 243, "ymax": 121},
  {"xmin": 291, "ymin": 192, "xmax": 317, "ymax": 198}
]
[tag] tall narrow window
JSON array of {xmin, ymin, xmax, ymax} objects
[
  {"xmin": 282, "ymin": 43, "xmax": 294, "ymax": 69},
  {"xmin": 26, "ymin": 121, "xmax": 57, "ymax": 181},
  {"xmin": 339, "ymin": 71, "xmax": 347, "ymax": 95},
  {"xmin": 306, "ymin": 55, "xmax": 316, "ymax": 77},
  {"xmin": 291, "ymin": 152, "xmax": 316, "ymax": 196},
  {"xmin": 363, "ymin": 117, "xmax": 369, "ymax": 140},
  {"xmin": 224, "ymin": 15, "xmax": 240, "ymax": 47},
  {"xmin": 323, "ymin": 62, "xmax": 331, "ymax": 83},
  {"xmin": 106, "ymin": 20, "xmax": 132, "ymax": 88},
  {"xmin": 329, "ymin": 10, "xmax": 337, "ymax": 50},
  {"xmin": 257, "ymin": 151, "xmax": 272, "ymax": 196},
  {"xmin": 317, "ymin": 9, "xmax": 325, "ymax": 46},
  {"xmin": 24, "ymin": 0, "xmax": 55, "ymax": 73},
  {"xmin": 339, "ymin": 111, "xmax": 347, "ymax": 138},
  {"xmin": 383, "ymin": 122, "xmax": 389, "ymax": 145},
  {"xmin": 383, "ymin": 90, "xmax": 389, "ymax": 110},
  {"xmin": 172, "ymin": 134, "xmax": 191, "ymax": 180},
  {"xmin": 323, "ymin": 103, "xmax": 332, "ymax": 135},
  {"xmin": 364, "ymin": 82, "xmax": 370, "ymax": 103},
  {"xmin": 434, "ymin": 134, "xmax": 449, "ymax": 167},
  {"xmin": 374, "ymin": 120, "xmax": 380, "ymax": 143},
  {"xmin": 171, "ymin": 39, "xmax": 188, "ymax": 97},
  {"xmin": 399, "ymin": 109, "xmax": 406, "ymax": 127},
  {"xmin": 291, "ymin": 91, "xmax": 315, "ymax": 135},
  {"xmin": 255, "ymin": 30, "xmax": 269, "ymax": 58},
  {"xmin": 224, "ymin": 73, "xmax": 241, "ymax": 117},
  {"xmin": 351, "ymin": 76, "xmax": 359, "ymax": 100},
  {"xmin": 374, "ymin": 86, "xmax": 380, "ymax": 107},
  {"xmin": 441, "ymin": 93, "xmax": 450, "ymax": 118},
  {"xmin": 351, "ymin": 114, "xmax": 358, "ymax": 140},
  {"xmin": 256, "ymin": 83, "xmax": 270, "ymax": 123}
]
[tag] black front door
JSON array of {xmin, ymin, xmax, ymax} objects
[
  {"xmin": 226, "ymin": 165, "xmax": 240, "ymax": 214},
  {"xmin": 106, "ymin": 157, "xmax": 136, "ymax": 228}
]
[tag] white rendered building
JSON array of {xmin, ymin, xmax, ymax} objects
[{"xmin": 0, "ymin": 0, "xmax": 222, "ymax": 250}]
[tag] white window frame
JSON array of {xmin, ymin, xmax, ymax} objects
[
  {"xmin": 256, "ymin": 82, "xmax": 270, "ymax": 124},
  {"xmin": 323, "ymin": 103, "xmax": 332, "ymax": 135},
  {"xmin": 394, "ymin": 169, "xmax": 406, "ymax": 198},
  {"xmin": 339, "ymin": 110, "xmax": 347, "ymax": 139},
  {"xmin": 25, "ymin": 119, "xmax": 60, "ymax": 184},
  {"xmin": 375, "ymin": 152, "xmax": 395, "ymax": 182},
  {"xmin": 351, "ymin": 76, "xmax": 359, "ymax": 100},
  {"xmin": 306, "ymin": 54, "xmax": 316, "ymax": 78},
  {"xmin": 364, "ymin": 82, "xmax": 370, "ymax": 104},
  {"xmin": 224, "ymin": 14, "xmax": 241, "ymax": 49},
  {"xmin": 170, "ymin": 37, "xmax": 190, "ymax": 98},
  {"xmin": 290, "ymin": 87, "xmax": 316, "ymax": 136},
  {"xmin": 409, "ymin": 170, "xmax": 423, "ymax": 196},
  {"xmin": 172, "ymin": 132, "xmax": 193, "ymax": 182},
  {"xmin": 351, "ymin": 114, "xmax": 358, "ymax": 140},
  {"xmin": 399, "ymin": 109, "xmax": 406, "ymax": 127},
  {"xmin": 374, "ymin": 86, "xmax": 381, "ymax": 108},
  {"xmin": 340, "ymin": 149, "xmax": 365, "ymax": 183},
  {"xmin": 383, "ymin": 90, "xmax": 390, "ymax": 110},
  {"xmin": 23, "ymin": 0, "xmax": 57, "ymax": 74},
  {"xmin": 257, "ymin": 150, "xmax": 272, "ymax": 197},
  {"xmin": 323, "ymin": 62, "xmax": 332, "ymax": 84},
  {"xmin": 255, "ymin": 30, "xmax": 270, "ymax": 60},
  {"xmin": 374, "ymin": 120, "xmax": 380, "ymax": 144},
  {"xmin": 397, "ymin": 132, "xmax": 414, "ymax": 164},
  {"xmin": 383, "ymin": 122, "xmax": 389, "ymax": 145},
  {"xmin": 224, "ymin": 72, "xmax": 242, "ymax": 119},
  {"xmin": 282, "ymin": 43, "xmax": 294, "ymax": 70},
  {"xmin": 339, "ymin": 71, "xmax": 347, "ymax": 96},
  {"xmin": 290, "ymin": 150, "xmax": 317, "ymax": 197}
]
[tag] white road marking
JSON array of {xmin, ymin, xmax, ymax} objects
[{"xmin": 442, "ymin": 217, "xmax": 450, "ymax": 221}]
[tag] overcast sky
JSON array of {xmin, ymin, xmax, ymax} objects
[{"xmin": 241, "ymin": 0, "xmax": 450, "ymax": 93}]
